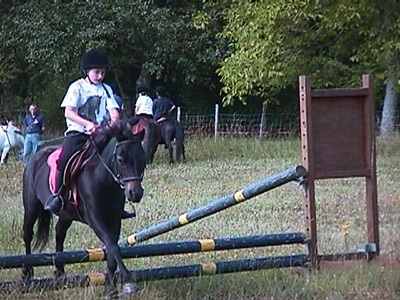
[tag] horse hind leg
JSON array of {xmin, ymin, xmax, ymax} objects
[
  {"xmin": 165, "ymin": 141, "xmax": 174, "ymax": 164},
  {"xmin": 54, "ymin": 218, "xmax": 72, "ymax": 277},
  {"xmin": 175, "ymin": 140, "xmax": 185, "ymax": 163},
  {"xmin": 22, "ymin": 198, "xmax": 41, "ymax": 279}
]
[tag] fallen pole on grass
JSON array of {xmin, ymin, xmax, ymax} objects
[
  {"xmin": 121, "ymin": 165, "xmax": 306, "ymax": 246},
  {"xmin": 0, "ymin": 232, "xmax": 305, "ymax": 269},
  {"xmin": 0, "ymin": 254, "xmax": 308, "ymax": 294}
]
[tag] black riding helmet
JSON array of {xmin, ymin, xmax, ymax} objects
[
  {"xmin": 137, "ymin": 85, "xmax": 148, "ymax": 94},
  {"xmin": 80, "ymin": 49, "xmax": 110, "ymax": 75},
  {"xmin": 155, "ymin": 85, "xmax": 167, "ymax": 97}
]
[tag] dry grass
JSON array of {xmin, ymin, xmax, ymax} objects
[{"xmin": 0, "ymin": 135, "xmax": 399, "ymax": 299}]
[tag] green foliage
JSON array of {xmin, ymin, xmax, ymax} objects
[
  {"xmin": 0, "ymin": 1, "xmax": 227, "ymax": 125},
  {"xmin": 217, "ymin": 0, "xmax": 400, "ymax": 105}
]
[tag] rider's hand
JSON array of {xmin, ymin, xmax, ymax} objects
[{"xmin": 86, "ymin": 123, "xmax": 98, "ymax": 135}]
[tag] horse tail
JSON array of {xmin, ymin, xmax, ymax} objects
[
  {"xmin": 174, "ymin": 120, "xmax": 185, "ymax": 162},
  {"xmin": 33, "ymin": 209, "xmax": 52, "ymax": 251}
]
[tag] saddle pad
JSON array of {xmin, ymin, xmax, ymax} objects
[
  {"xmin": 47, "ymin": 148, "xmax": 79, "ymax": 206},
  {"xmin": 47, "ymin": 148, "xmax": 62, "ymax": 194}
]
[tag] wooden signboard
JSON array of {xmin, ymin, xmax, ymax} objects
[{"xmin": 299, "ymin": 75, "xmax": 379, "ymax": 268}]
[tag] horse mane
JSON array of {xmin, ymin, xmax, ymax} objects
[{"xmin": 91, "ymin": 119, "xmax": 141, "ymax": 151}]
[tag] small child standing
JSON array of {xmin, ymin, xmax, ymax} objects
[{"xmin": 44, "ymin": 49, "xmax": 121, "ymax": 214}]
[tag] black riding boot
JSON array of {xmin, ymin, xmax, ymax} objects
[
  {"xmin": 44, "ymin": 170, "xmax": 64, "ymax": 213},
  {"xmin": 121, "ymin": 209, "xmax": 136, "ymax": 219}
]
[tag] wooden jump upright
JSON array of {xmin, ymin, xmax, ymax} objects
[{"xmin": 299, "ymin": 74, "xmax": 379, "ymax": 268}]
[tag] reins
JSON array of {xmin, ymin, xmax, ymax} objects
[
  {"xmin": 90, "ymin": 135, "xmax": 143, "ymax": 188},
  {"xmin": 1, "ymin": 125, "xmax": 12, "ymax": 148}
]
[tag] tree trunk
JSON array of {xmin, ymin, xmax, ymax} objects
[{"xmin": 380, "ymin": 79, "xmax": 398, "ymax": 139}]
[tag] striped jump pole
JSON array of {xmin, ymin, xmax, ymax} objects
[
  {"xmin": 0, "ymin": 232, "xmax": 305, "ymax": 269},
  {"xmin": 0, "ymin": 254, "xmax": 308, "ymax": 294},
  {"xmin": 122, "ymin": 165, "xmax": 306, "ymax": 246}
]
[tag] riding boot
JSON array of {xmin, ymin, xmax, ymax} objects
[
  {"xmin": 44, "ymin": 170, "xmax": 64, "ymax": 213},
  {"xmin": 121, "ymin": 210, "xmax": 136, "ymax": 219}
]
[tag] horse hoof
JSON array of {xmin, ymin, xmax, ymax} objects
[
  {"xmin": 105, "ymin": 289, "xmax": 118, "ymax": 300},
  {"xmin": 21, "ymin": 267, "xmax": 34, "ymax": 280},
  {"xmin": 122, "ymin": 282, "xmax": 139, "ymax": 298},
  {"xmin": 54, "ymin": 268, "xmax": 65, "ymax": 278}
]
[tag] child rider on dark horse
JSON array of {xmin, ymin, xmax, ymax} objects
[
  {"xmin": 45, "ymin": 49, "xmax": 135, "ymax": 219},
  {"xmin": 152, "ymin": 85, "xmax": 176, "ymax": 122}
]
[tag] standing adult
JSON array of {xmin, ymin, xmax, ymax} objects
[
  {"xmin": 152, "ymin": 85, "xmax": 176, "ymax": 122},
  {"xmin": 23, "ymin": 103, "xmax": 45, "ymax": 164}
]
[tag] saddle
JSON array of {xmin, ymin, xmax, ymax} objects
[
  {"xmin": 47, "ymin": 142, "xmax": 94, "ymax": 206},
  {"xmin": 131, "ymin": 117, "xmax": 158, "ymax": 136}
]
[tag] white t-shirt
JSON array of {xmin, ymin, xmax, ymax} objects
[
  {"xmin": 135, "ymin": 95, "xmax": 153, "ymax": 116},
  {"xmin": 61, "ymin": 78, "xmax": 120, "ymax": 135}
]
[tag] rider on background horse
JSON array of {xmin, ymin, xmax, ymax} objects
[
  {"xmin": 44, "ymin": 49, "xmax": 135, "ymax": 219},
  {"xmin": 133, "ymin": 85, "xmax": 153, "ymax": 119},
  {"xmin": 152, "ymin": 85, "xmax": 176, "ymax": 122}
]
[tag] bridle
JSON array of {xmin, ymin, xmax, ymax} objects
[
  {"xmin": 1, "ymin": 125, "xmax": 12, "ymax": 147},
  {"xmin": 91, "ymin": 136, "xmax": 143, "ymax": 188},
  {"xmin": 113, "ymin": 140, "xmax": 144, "ymax": 184}
]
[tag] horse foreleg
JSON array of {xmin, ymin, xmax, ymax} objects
[
  {"xmin": 0, "ymin": 147, "xmax": 10, "ymax": 164},
  {"xmin": 90, "ymin": 219, "xmax": 138, "ymax": 298},
  {"xmin": 54, "ymin": 218, "xmax": 72, "ymax": 277},
  {"xmin": 106, "ymin": 243, "xmax": 138, "ymax": 298}
]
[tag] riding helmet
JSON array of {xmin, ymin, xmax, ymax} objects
[
  {"xmin": 80, "ymin": 49, "xmax": 110, "ymax": 74},
  {"xmin": 137, "ymin": 85, "xmax": 148, "ymax": 94},
  {"xmin": 155, "ymin": 85, "xmax": 167, "ymax": 97}
]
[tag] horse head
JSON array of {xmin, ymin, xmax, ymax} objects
[{"xmin": 116, "ymin": 120, "xmax": 146, "ymax": 203}]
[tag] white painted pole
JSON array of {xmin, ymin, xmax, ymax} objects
[
  {"xmin": 259, "ymin": 102, "xmax": 267, "ymax": 140},
  {"xmin": 214, "ymin": 104, "xmax": 219, "ymax": 141},
  {"xmin": 177, "ymin": 106, "xmax": 181, "ymax": 122}
]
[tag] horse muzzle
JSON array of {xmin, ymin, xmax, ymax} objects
[{"xmin": 123, "ymin": 181, "xmax": 144, "ymax": 203}]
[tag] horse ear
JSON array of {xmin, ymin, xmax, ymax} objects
[
  {"xmin": 130, "ymin": 121, "xmax": 145, "ymax": 140},
  {"xmin": 128, "ymin": 116, "xmax": 140, "ymax": 127}
]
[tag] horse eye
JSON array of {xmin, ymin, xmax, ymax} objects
[{"xmin": 117, "ymin": 155, "xmax": 123, "ymax": 164}]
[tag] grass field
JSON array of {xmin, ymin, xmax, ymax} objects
[{"xmin": 0, "ymin": 136, "xmax": 399, "ymax": 299}]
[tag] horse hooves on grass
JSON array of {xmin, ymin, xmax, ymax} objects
[
  {"xmin": 53, "ymin": 268, "xmax": 65, "ymax": 278},
  {"xmin": 122, "ymin": 282, "xmax": 139, "ymax": 298},
  {"xmin": 105, "ymin": 289, "xmax": 119, "ymax": 300},
  {"xmin": 21, "ymin": 267, "xmax": 34, "ymax": 280}
]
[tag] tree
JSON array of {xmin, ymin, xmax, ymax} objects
[
  {"xmin": 217, "ymin": 1, "xmax": 400, "ymax": 137},
  {"xmin": 0, "ymin": 1, "xmax": 227, "ymax": 125}
]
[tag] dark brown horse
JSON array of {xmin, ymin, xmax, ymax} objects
[
  {"xmin": 131, "ymin": 117, "xmax": 161, "ymax": 164},
  {"xmin": 22, "ymin": 119, "xmax": 146, "ymax": 298},
  {"xmin": 158, "ymin": 117, "xmax": 185, "ymax": 164},
  {"xmin": 132, "ymin": 117, "xmax": 185, "ymax": 164}
]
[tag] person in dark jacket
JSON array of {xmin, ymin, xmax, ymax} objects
[
  {"xmin": 152, "ymin": 85, "xmax": 176, "ymax": 122},
  {"xmin": 23, "ymin": 103, "xmax": 45, "ymax": 164}
]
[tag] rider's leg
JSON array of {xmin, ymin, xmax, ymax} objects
[{"xmin": 45, "ymin": 133, "xmax": 88, "ymax": 213}]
